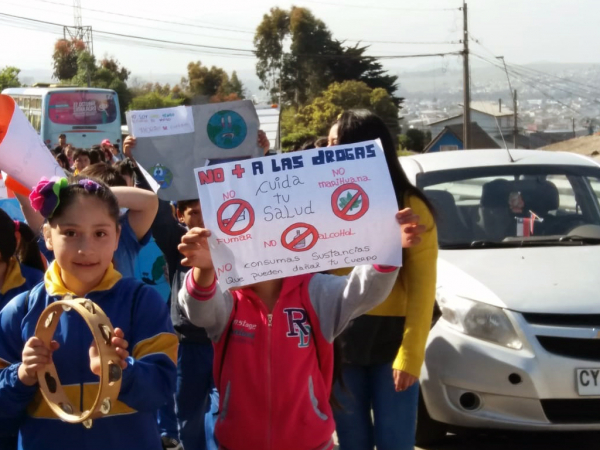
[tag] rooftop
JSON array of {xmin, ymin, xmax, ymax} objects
[{"xmin": 543, "ymin": 134, "xmax": 600, "ymax": 157}]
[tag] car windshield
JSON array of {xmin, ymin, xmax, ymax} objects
[{"xmin": 416, "ymin": 164, "xmax": 600, "ymax": 249}]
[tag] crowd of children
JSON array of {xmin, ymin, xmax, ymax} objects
[{"xmin": 0, "ymin": 111, "xmax": 436, "ymax": 450}]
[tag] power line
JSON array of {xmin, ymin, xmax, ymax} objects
[
  {"xmin": 342, "ymin": 39, "xmax": 461, "ymax": 45},
  {"xmin": 469, "ymin": 33, "xmax": 600, "ymax": 99},
  {"xmin": 0, "ymin": 12, "xmax": 256, "ymax": 53},
  {"xmin": 472, "ymin": 53, "xmax": 586, "ymax": 117},
  {"xmin": 0, "ymin": 0, "xmax": 255, "ymax": 43},
  {"xmin": 33, "ymin": 0, "xmax": 255, "ymax": 34},
  {"xmin": 299, "ymin": 0, "xmax": 458, "ymax": 12}
]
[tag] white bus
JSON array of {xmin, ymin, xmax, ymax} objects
[{"xmin": 1, "ymin": 87, "xmax": 122, "ymax": 149}]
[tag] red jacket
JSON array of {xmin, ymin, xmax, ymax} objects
[{"xmin": 180, "ymin": 265, "xmax": 398, "ymax": 450}]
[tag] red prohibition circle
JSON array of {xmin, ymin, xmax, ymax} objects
[
  {"xmin": 281, "ymin": 222, "xmax": 319, "ymax": 252},
  {"xmin": 331, "ymin": 183, "xmax": 370, "ymax": 221},
  {"xmin": 217, "ymin": 199, "xmax": 255, "ymax": 236}
]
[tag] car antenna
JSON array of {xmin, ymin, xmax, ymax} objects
[{"xmin": 494, "ymin": 116, "xmax": 516, "ymax": 163}]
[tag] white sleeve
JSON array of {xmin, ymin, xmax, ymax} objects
[{"xmin": 308, "ymin": 265, "xmax": 399, "ymax": 342}]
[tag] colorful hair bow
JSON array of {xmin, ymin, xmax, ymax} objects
[{"xmin": 29, "ymin": 177, "xmax": 69, "ymax": 219}]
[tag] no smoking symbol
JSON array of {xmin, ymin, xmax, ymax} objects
[
  {"xmin": 331, "ymin": 183, "xmax": 370, "ymax": 221},
  {"xmin": 281, "ymin": 223, "xmax": 319, "ymax": 252},
  {"xmin": 217, "ymin": 199, "xmax": 255, "ymax": 236}
]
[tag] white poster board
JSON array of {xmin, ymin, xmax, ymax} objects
[
  {"xmin": 0, "ymin": 95, "xmax": 65, "ymax": 189},
  {"xmin": 126, "ymin": 100, "xmax": 263, "ymax": 201},
  {"xmin": 195, "ymin": 140, "xmax": 402, "ymax": 288}
]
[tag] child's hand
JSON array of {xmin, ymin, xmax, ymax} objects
[
  {"xmin": 89, "ymin": 328, "xmax": 129, "ymax": 376},
  {"xmin": 393, "ymin": 369, "xmax": 418, "ymax": 392},
  {"xmin": 397, "ymin": 208, "xmax": 426, "ymax": 248},
  {"xmin": 18, "ymin": 337, "xmax": 60, "ymax": 386},
  {"xmin": 258, "ymin": 129, "xmax": 270, "ymax": 155},
  {"xmin": 178, "ymin": 228, "xmax": 214, "ymax": 269},
  {"xmin": 123, "ymin": 136, "xmax": 137, "ymax": 161}
]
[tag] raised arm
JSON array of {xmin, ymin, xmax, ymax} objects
[
  {"xmin": 111, "ymin": 186, "xmax": 158, "ymax": 241},
  {"xmin": 15, "ymin": 192, "xmax": 43, "ymax": 236}
]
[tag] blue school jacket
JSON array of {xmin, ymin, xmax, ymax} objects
[
  {"xmin": 0, "ymin": 262, "xmax": 178, "ymax": 450},
  {"xmin": 0, "ymin": 258, "xmax": 43, "ymax": 311}
]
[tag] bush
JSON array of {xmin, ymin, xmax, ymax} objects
[{"xmin": 281, "ymin": 131, "xmax": 318, "ymax": 151}]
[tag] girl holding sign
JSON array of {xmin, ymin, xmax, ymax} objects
[
  {"xmin": 0, "ymin": 177, "xmax": 177, "ymax": 450},
  {"xmin": 176, "ymin": 207, "xmax": 421, "ymax": 450},
  {"xmin": 329, "ymin": 110, "xmax": 438, "ymax": 450}
]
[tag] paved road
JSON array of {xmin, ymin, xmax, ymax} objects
[{"xmin": 416, "ymin": 431, "xmax": 600, "ymax": 450}]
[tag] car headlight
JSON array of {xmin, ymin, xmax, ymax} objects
[{"xmin": 437, "ymin": 290, "xmax": 523, "ymax": 350}]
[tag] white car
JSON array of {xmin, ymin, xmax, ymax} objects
[{"xmin": 399, "ymin": 150, "xmax": 600, "ymax": 443}]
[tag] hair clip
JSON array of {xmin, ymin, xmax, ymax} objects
[
  {"xmin": 13, "ymin": 220, "xmax": 20, "ymax": 232},
  {"xmin": 78, "ymin": 179, "xmax": 103, "ymax": 193}
]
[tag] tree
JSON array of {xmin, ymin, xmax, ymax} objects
[
  {"xmin": 0, "ymin": 66, "xmax": 21, "ymax": 91},
  {"xmin": 254, "ymin": 7, "xmax": 289, "ymax": 101},
  {"xmin": 69, "ymin": 52, "xmax": 133, "ymax": 122},
  {"xmin": 254, "ymin": 6, "xmax": 399, "ymax": 106},
  {"xmin": 183, "ymin": 62, "xmax": 245, "ymax": 103},
  {"xmin": 185, "ymin": 61, "xmax": 227, "ymax": 98},
  {"xmin": 130, "ymin": 91, "xmax": 184, "ymax": 110},
  {"xmin": 52, "ymin": 38, "xmax": 85, "ymax": 80},
  {"xmin": 292, "ymin": 80, "xmax": 399, "ymax": 137},
  {"xmin": 401, "ymin": 129, "xmax": 429, "ymax": 153}
]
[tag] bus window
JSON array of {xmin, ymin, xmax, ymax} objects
[
  {"xmin": 23, "ymin": 97, "xmax": 30, "ymax": 110},
  {"xmin": 32, "ymin": 97, "xmax": 41, "ymax": 109},
  {"xmin": 32, "ymin": 113, "xmax": 41, "ymax": 133},
  {"xmin": 48, "ymin": 91, "xmax": 118, "ymax": 125}
]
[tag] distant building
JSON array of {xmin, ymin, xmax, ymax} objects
[
  {"xmin": 424, "ymin": 123, "xmax": 500, "ymax": 153},
  {"xmin": 429, "ymin": 101, "xmax": 514, "ymax": 148}
]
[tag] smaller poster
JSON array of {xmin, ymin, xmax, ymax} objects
[
  {"xmin": 126, "ymin": 100, "xmax": 262, "ymax": 201},
  {"xmin": 128, "ymin": 106, "xmax": 194, "ymax": 138}
]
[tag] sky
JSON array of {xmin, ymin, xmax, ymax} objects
[{"xmin": 1, "ymin": 0, "xmax": 599, "ymax": 92}]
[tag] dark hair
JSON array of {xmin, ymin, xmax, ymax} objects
[
  {"xmin": 81, "ymin": 163, "xmax": 127, "ymax": 187},
  {"xmin": 58, "ymin": 133, "xmax": 66, "ymax": 139},
  {"xmin": 48, "ymin": 176, "xmax": 120, "ymax": 228},
  {"xmin": 73, "ymin": 148, "xmax": 90, "ymax": 161},
  {"xmin": 177, "ymin": 199, "xmax": 199, "ymax": 214},
  {"xmin": 336, "ymin": 109, "xmax": 433, "ymax": 211},
  {"xmin": 115, "ymin": 158, "xmax": 136, "ymax": 180},
  {"xmin": 52, "ymin": 145, "xmax": 63, "ymax": 156},
  {"xmin": 89, "ymin": 148, "xmax": 104, "ymax": 164},
  {"xmin": 0, "ymin": 209, "xmax": 45, "ymax": 271},
  {"xmin": 315, "ymin": 137, "xmax": 328, "ymax": 148},
  {"xmin": 55, "ymin": 153, "xmax": 70, "ymax": 170}
]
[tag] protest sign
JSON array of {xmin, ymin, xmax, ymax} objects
[
  {"xmin": 0, "ymin": 95, "xmax": 65, "ymax": 190},
  {"xmin": 126, "ymin": 100, "xmax": 263, "ymax": 201},
  {"xmin": 194, "ymin": 140, "xmax": 403, "ymax": 288}
]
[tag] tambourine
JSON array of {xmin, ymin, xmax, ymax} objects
[{"xmin": 34, "ymin": 298, "xmax": 123, "ymax": 429}]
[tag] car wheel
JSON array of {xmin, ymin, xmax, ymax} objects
[{"xmin": 415, "ymin": 392, "xmax": 448, "ymax": 447}]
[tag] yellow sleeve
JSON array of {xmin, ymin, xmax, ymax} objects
[{"xmin": 392, "ymin": 195, "xmax": 438, "ymax": 377}]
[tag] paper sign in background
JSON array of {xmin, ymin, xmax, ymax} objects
[
  {"xmin": 195, "ymin": 140, "xmax": 403, "ymax": 288},
  {"xmin": 126, "ymin": 100, "xmax": 263, "ymax": 201}
]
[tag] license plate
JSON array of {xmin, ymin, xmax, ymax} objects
[{"xmin": 576, "ymin": 369, "xmax": 600, "ymax": 396}]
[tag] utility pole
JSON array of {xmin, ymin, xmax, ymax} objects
[
  {"xmin": 572, "ymin": 117, "xmax": 576, "ymax": 139},
  {"xmin": 63, "ymin": 0, "xmax": 93, "ymax": 86},
  {"xmin": 462, "ymin": 0, "xmax": 471, "ymax": 149},
  {"xmin": 513, "ymin": 90, "xmax": 518, "ymax": 148}
]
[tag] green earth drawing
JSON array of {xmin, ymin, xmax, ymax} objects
[{"xmin": 207, "ymin": 110, "xmax": 247, "ymax": 149}]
